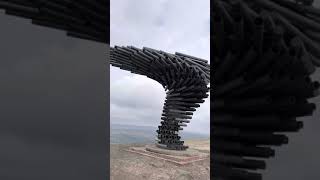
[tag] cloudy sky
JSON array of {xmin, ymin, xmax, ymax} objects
[
  {"xmin": 0, "ymin": 11, "xmax": 107, "ymax": 179},
  {"xmin": 110, "ymin": 0, "xmax": 210, "ymax": 134}
]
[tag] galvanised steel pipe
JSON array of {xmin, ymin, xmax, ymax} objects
[
  {"xmin": 110, "ymin": 46, "xmax": 210, "ymax": 150},
  {"xmin": 213, "ymin": 0, "xmax": 320, "ymax": 179}
]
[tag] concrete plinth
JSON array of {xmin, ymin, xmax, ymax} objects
[{"xmin": 126, "ymin": 144, "xmax": 209, "ymax": 165}]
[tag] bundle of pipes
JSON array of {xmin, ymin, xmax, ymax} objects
[
  {"xmin": 0, "ymin": 0, "xmax": 108, "ymax": 43},
  {"xmin": 213, "ymin": 0, "xmax": 320, "ymax": 179},
  {"xmin": 111, "ymin": 46, "xmax": 210, "ymax": 150}
]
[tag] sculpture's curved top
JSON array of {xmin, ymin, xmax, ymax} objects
[
  {"xmin": 0, "ymin": 0, "xmax": 108, "ymax": 43},
  {"xmin": 111, "ymin": 46, "xmax": 210, "ymax": 150},
  {"xmin": 213, "ymin": 0, "xmax": 320, "ymax": 179},
  {"xmin": 110, "ymin": 46, "xmax": 210, "ymax": 84},
  {"xmin": 0, "ymin": 1, "xmax": 211, "ymax": 151}
]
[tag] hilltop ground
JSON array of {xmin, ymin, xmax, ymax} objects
[{"xmin": 110, "ymin": 139, "xmax": 210, "ymax": 180}]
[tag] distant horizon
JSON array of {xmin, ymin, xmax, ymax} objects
[
  {"xmin": 111, "ymin": 122, "xmax": 209, "ymax": 145},
  {"xmin": 110, "ymin": 122, "xmax": 210, "ymax": 136}
]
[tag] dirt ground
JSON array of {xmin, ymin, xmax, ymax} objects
[{"xmin": 110, "ymin": 140, "xmax": 210, "ymax": 180}]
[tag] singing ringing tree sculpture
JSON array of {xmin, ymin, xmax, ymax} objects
[
  {"xmin": 213, "ymin": 0, "xmax": 320, "ymax": 179},
  {"xmin": 0, "ymin": 1, "xmax": 211, "ymax": 151},
  {"xmin": 110, "ymin": 46, "xmax": 210, "ymax": 150},
  {"xmin": 0, "ymin": 0, "xmax": 109, "ymax": 43}
]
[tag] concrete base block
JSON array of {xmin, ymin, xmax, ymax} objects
[{"xmin": 126, "ymin": 144, "xmax": 209, "ymax": 165}]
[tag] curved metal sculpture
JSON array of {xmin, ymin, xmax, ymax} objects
[
  {"xmin": 110, "ymin": 46, "xmax": 210, "ymax": 150},
  {"xmin": 213, "ymin": 0, "xmax": 320, "ymax": 179},
  {"xmin": 0, "ymin": 1, "xmax": 211, "ymax": 151},
  {"xmin": 7, "ymin": 0, "xmax": 320, "ymax": 179},
  {"xmin": 0, "ymin": 0, "xmax": 108, "ymax": 43}
]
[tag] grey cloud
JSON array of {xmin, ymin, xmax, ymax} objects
[
  {"xmin": 0, "ymin": 12, "xmax": 107, "ymax": 179},
  {"xmin": 110, "ymin": 0, "xmax": 210, "ymax": 59},
  {"xmin": 0, "ymin": 134, "xmax": 103, "ymax": 180},
  {"xmin": 110, "ymin": 75, "xmax": 165, "ymax": 126}
]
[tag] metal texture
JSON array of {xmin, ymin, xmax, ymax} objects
[
  {"xmin": 213, "ymin": 0, "xmax": 320, "ymax": 179},
  {"xmin": 110, "ymin": 46, "xmax": 210, "ymax": 150},
  {"xmin": 0, "ymin": 0, "xmax": 108, "ymax": 43}
]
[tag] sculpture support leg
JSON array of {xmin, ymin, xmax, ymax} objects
[{"xmin": 156, "ymin": 94, "xmax": 190, "ymax": 150}]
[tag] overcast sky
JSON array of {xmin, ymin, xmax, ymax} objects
[
  {"xmin": 110, "ymin": 0, "xmax": 210, "ymax": 134},
  {"xmin": 0, "ymin": 11, "xmax": 107, "ymax": 179}
]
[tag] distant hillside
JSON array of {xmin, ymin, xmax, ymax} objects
[{"xmin": 110, "ymin": 124, "xmax": 209, "ymax": 144}]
